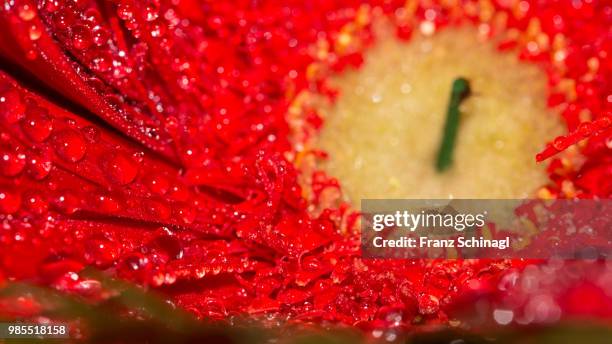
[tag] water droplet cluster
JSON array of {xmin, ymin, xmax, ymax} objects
[{"xmin": 0, "ymin": 0, "xmax": 610, "ymax": 337}]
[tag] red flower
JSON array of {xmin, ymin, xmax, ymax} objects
[{"xmin": 0, "ymin": 0, "xmax": 610, "ymax": 331}]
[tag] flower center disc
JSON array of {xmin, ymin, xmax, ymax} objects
[{"xmin": 317, "ymin": 22, "xmax": 564, "ymax": 201}]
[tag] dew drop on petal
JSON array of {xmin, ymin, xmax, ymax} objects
[
  {"xmin": 493, "ymin": 309, "xmax": 514, "ymax": 325},
  {"xmin": 21, "ymin": 106, "xmax": 53, "ymax": 142},
  {"xmin": 81, "ymin": 126, "xmax": 100, "ymax": 143},
  {"xmin": 28, "ymin": 24, "xmax": 42, "ymax": 41},
  {"xmin": 0, "ymin": 149, "xmax": 26, "ymax": 177},
  {"xmin": 52, "ymin": 129, "xmax": 87, "ymax": 162},
  {"xmin": 145, "ymin": 174, "xmax": 170, "ymax": 195},
  {"xmin": 85, "ymin": 238, "xmax": 120, "ymax": 267},
  {"xmin": 27, "ymin": 155, "xmax": 52, "ymax": 180},
  {"xmin": 71, "ymin": 25, "xmax": 93, "ymax": 50},
  {"xmin": 0, "ymin": 89, "xmax": 26, "ymax": 123},
  {"xmin": 18, "ymin": 4, "xmax": 36, "ymax": 21},
  {"xmin": 0, "ymin": 189, "xmax": 21, "ymax": 214},
  {"xmin": 417, "ymin": 294, "xmax": 439, "ymax": 315},
  {"xmin": 101, "ymin": 152, "xmax": 139, "ymax": 185},
  {"xmin": 95, "ymin": 195, "xmax": 119, "ymax": 213},
  {"xmin": 24, "ymin": 191, "xmax": 48, "ymax": 215},
  {"xmin": 147, "ymin": 200, "xmax": 171, "ymax": 220},
  {"xmin": 552, "ymin": 137, "xmax": 567, "ymax": 151},
  {"xmin": 175, "ymin": 205, "xmax": 195, "ymax": 224},
  {"xmin": 578, "ymin": 121, "xmax": 594, "ymax": 137},
  {"xmin": 52, "ymin": 192, "xmax": 80, "ymax": 214},
  {"xmin": 91, "ymin": 26, "xmax": 110, "ymax": 46}
]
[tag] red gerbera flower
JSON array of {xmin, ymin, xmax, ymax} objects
[{"xmin": 0, "ymin": 0, "xmax": 610, "ymax": 335}]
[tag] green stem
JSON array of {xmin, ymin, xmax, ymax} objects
[{"xmin": 436, "ymin": 77, "xmax": 471, "ymax": 172}]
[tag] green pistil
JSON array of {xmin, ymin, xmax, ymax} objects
[{"xmin": 435, "ymin": 77, "xmax": 471, "ymax": 172}]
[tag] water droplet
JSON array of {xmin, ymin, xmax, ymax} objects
[
  {"xmin": 83, "ymin": 8, "xmax": 102, "ymax": 24},
  {"xmin": 24, "ymin": 191, "xmax": 47, "ymax": 215},
  {"xmin": 71, "ymin": 25, "xmax": 93, "ymax": 50},
  {"xmin": 417, "ymin": 293, "xmax": 439, "ymax": 315},
  {"xmin": 419, "ymin": 21, "xmax": 436, "ymax": 35},
  {"xmin": 150, "ymin": 270, "xmax": 165, "ymax": 286},
  {"xmin": 74, "ymin": 279, "xmax": 102, "ymax": 295},
  {"xmin": 100, "ymin": 152, "xmax": 139, "ymax": 185},
  {"xmin": 164, "ymin": 271, "xmax": 176, "ymax": 284},
  {"xmin": 81, "ymin": 126, "xmax": 99, "ymax": 143},
  {"xmin": 498, "ymin": 270, "xmax": 519, "ymax": 291},
  {"xmin": 52, "ymin": 129, "xmax": 87, "ymax": 162},
  {"xmin": 144, "ymin": 6, "xmax": 159, "ymax": 22},
  {"xmin": 149, "ymin": 23, "xmax": 165, "ymax": 38},
  {"xmin": 85, "ymin": 238, "xmax": 120, "ymax": 267},
  {"xmin": 0, "ymin": 189, "xmax": 21, "ymax": 214},
  {"xmin": 111, "ymin": 61, "xmax": 129, "ymax": 79},
  {"xmin": 578, "ymin": 122, "xmax": 593, "ymax": 136},
  {"xmin": 0, "ymin": 89, "xmax": 26, "ymax": 123},
  {"xmin": 25, "ymin": 49, "xmax": 38, "ymax": 60},
  {"xmin": 164, "ymin": 116, "xmax": 179, "ymax": 135},
  {"xmin": 175, "ymin": 205, "xmax": 195, "ymax": 224},
  {"xmin": 552, "ymin": 137, "xmax": 567, "ymax": 150},
  {"xmin": 145, "ymin": 174, "xmax": 169, "ymax": 195},
  {"xmin": 27, "ymin": 154, "xmax": 52, "ymax": 180},
  {"xmin": 0, "ymin": 149, "xmax": 26, "ymax": 176},
  {"xmin": 52, "ymin": 11, "xmax": 76, "ymax": 31},
  {"xmin": 150, "ymin": 234, "xmax": 183, "ymax": 260},
  {"xmin": 147, "ymin": 200, "xmax": 171, "ymax": 220},
  {"xmin": 384, "ymin": 330, "xmax": 397, "ymax": 342},
  {"xmin": 92, "ymin": 53, "xmax": 112, "ymax": 72},
  {"xmin": 28, "ymin": 24, "xmax": 42, "ymax": 41},
  {"xmin": 117, "ymin": 4, "xmax": 133, "ymax": 20},
  {"xmin": 21, "ymin": 106, "xmax": 53, "ymax": 142},
  {"xmin": 53, "ymin": 192, "xmax": 80, "ymax": 214},
  {"xmin": 42, "ymin": 0, "xmax": 59, "ymax": 13},
  {"xmin": 95, "ymin": 195, "xmax": 119, "ymax": 213},
  {"xmin": 92, "ymin": 26, "xmax": 110, "ymax": 46},
  {"xmin": 493, "ymin": 309, "xmax": 514, "ymax": 325},
  {"xmin": 118, "ymin": 253, "xmax": 150, "ymax": 280},
  {"xmin": 18, "ymin": 4, "xmax": 36, "ymax": 21}
]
